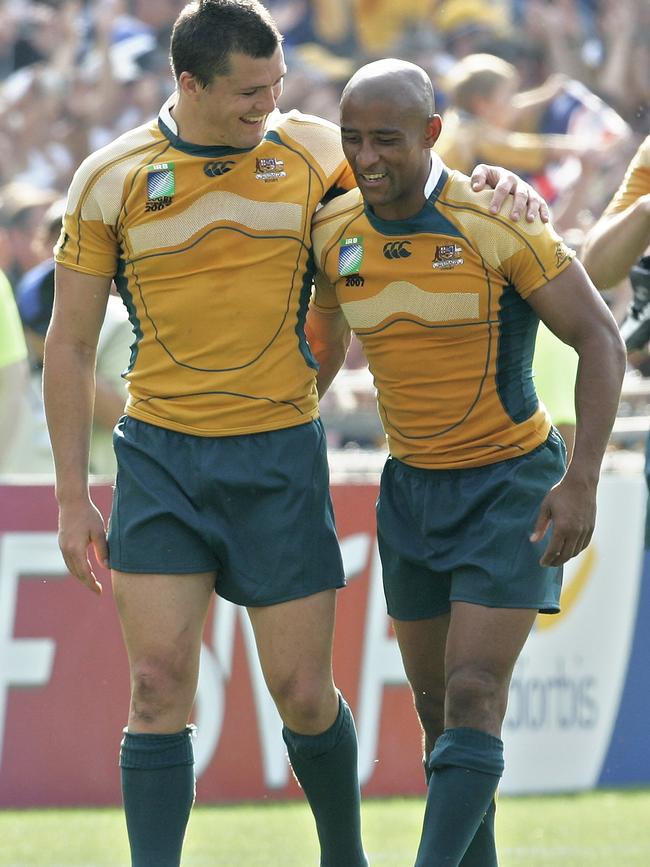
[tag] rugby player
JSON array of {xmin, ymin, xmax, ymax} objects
[
  {"xmin": 43, "ymin": 2, "xmax": 552, "ymax": 864},
  {"xmin": 582, "ymin": 135, "xmax": 650, "ymax": 545},
  {"xmin": 310, "ymin": 58, "xmax": 626, "ymax": 866}
]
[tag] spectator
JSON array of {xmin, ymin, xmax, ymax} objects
[
  {"xmin": 435, "ymin": 52, "xmax": 630, "ymax": 229},
  {"xmin": 0, "ymin": 266, "xmax": 28, "ymax": 465},
  {"xmin": 519, "ymin": 0, "xmax": 649, "ymax": 133},
  {"xmin": 0, "ymin": 181, "xmax": 59, "ymax": 287},
  {"xmin": 1, "ymin": 198, "xmax": 131, "ymax": 476}
]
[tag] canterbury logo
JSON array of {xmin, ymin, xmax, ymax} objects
[
  {"xmin": 383, "ymin": 241, "xmax": 412, "ymax": 259},
  {"xmin": 204, "ymin": 160, "xmax": 235, "ymax": 177}
]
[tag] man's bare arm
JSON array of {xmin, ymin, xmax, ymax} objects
[
  {"xmin": 581, "ymin": 194, "xmax": 650, "ymax": 289},
  {"xmin": 527, "ymin": 259, "xmax": 627, "ymax": 564},
  {"xmin": 305, "ymin": 304, "xmax": 351, "ymax": 398},
  {"xmin": 43, "ymin": 264, "xmax": 112, "ymax": 593}
]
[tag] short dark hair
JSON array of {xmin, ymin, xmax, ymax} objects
[{"xmin": 170, "ymin": 0, "xmax": 282, "ymax": 87}]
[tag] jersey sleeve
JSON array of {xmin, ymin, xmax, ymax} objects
[
  {"xmin": 603, "ymin": 134, "xmax": 650, "ymax": 216},
  {"xmin": 312, "ymin": 269, "xmax": 341, "ymax": 312},
  {"xmin": 280, "ymin": 110, "xmax": 356, "ymax": 201},
  {"xmin": 311, "ymin": 216, "xmax": 341, "ymax": 312},
  {"xmin": 54, "ymin": 179, "xmax": 120, "ymax": 278},
  {"xmin": 499, "ymin": 218, "xmax": 575, "ymax": 299}
]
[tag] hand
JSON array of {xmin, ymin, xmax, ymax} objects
[
  {"xmin": 57, "ymin": 497, "xmax": 109, "ymax": 594},
  {"xmin": 470, "ymin": 164, "xmax": 550, "ymax": 223},
  {"xmin": 529, "ymin": 476, "xmax": 596, "ymax": 567}
]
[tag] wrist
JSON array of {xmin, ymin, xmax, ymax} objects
[{"xmin": 55, "ymin": 483, "xmax": 91, "ymax": 508}]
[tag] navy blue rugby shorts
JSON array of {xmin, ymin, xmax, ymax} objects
[
  {"xmin": 377, "ymin": 429, "xmax": 567, "ymax": 620},
  {"xmin": 107, "ymin": 416, "xmax": 345, "ymax": 606}
]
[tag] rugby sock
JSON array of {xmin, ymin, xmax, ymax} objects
[
  {"xmin": 459, "ymin": 798, "xmax": 498, "ymax": 867},
  {"xmin": 423, "ymin": 757, "xmax": 498, "ymax": 866},
  {"xmin": 119, "ymin": 726, "xmax": 196, "ymax": 867},
  {"xmin": 415, "ymin": 727, "xmax": 504, "ymax": 867},
  {"xmin": 283, "ymin": 694, "xmax": 368, "ymax": 867}
]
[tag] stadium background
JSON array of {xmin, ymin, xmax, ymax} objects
[{"xmin": 0, "ymin": 0, "xmax": 649, "ymax": 809}]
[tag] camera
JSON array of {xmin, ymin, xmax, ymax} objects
[{"xmin": 619, "ymin": 255, "xmax": 650, "ymax": 351}]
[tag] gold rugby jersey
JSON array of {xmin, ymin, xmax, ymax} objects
[
  {"xmin": 54, "ymin": 98, "xmax": 354, "ymax": 436},
  {"xmin": 312, "ymin": 158, "xmax": 575, "ymax": 469},
  {"xmin": 602, "ymin": 134, "xmax": 650, "ymax": 216}
]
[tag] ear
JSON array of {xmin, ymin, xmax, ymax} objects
[
  {"xmin": 177, "ymin": 70, "xmax": 204, "ymax": 99},
  {"xmin": 425, "ymin": 114, "xmax": 442, "ymax": 148}
]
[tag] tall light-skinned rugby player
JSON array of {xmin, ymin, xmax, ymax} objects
[{"xmin": 44, "ymin": 2, "xmax": 551, "ymax": 864}]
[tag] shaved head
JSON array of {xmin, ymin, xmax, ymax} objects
[{"xmin": 341, "ymin": 59, "xmax": 435, "ymax": 119}]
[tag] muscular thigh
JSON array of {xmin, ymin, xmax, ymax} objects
[
  {"xmin": 393, "ymin": 614, "xmax": 449, "ymax": 744},
  {"xmin": 392, "ymin": 615, "xmax": 449, "ymax": 700},
  {"xmin": 112, "ymin": 570, "xmax": 215, "ymax": 668},
  {"xmin": 446, "ymin": 602, "xmax": 537, "ymax": 681},
  {"xmin": 247, "ymin": 589, "xmax": 339, "ymax": 732}
]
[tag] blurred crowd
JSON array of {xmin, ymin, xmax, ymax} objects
[{"xmin": 0, "ymin": 0, "xmax": 648, "ymax": 467}]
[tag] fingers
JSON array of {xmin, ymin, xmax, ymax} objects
[
  {"xmin": 469, "ymin": 165, "xmax": 550, "ymax": 224},
  {"xmin": 470, "ymin": 163, "xmax": 489, "ymax": 191},
  {"xmin": 526, "ymin": 195, "xmax": 550, "ymax": 224},
  {"xmin": 57, "ymin": 501, "xmax": 107, "ymax": 595},
  {"xmin": 529, "ymin": 507, "xmax": 550, "ymax": 545},
  {"xmin": 61, "ymin": 547, "xmax": 103, "ymax": 594},
  {"xmin": 539, "ymin": 541, "xmax": 565, "ymax": 567},
  {"xmin": 537, "ymin": 526, "xmax": 594, "ymax": 567},
  {"xmin": 507, "ymin": 187, "xmax": 526, "ymax": 222},
  {"xmin": 92, "ymin": 531, "xmax": 110, "ymax": 571},
  {"xmin": 487, "ymin": 176, "xmax": 515, "ymax": 216}
]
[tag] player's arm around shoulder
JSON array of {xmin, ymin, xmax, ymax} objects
[
  {"xmin": 43, "ymin": 264, "xmax": 114, "ymax": 594},
  {"xmin": 527, "ymin": 258, "xmax": 627, "ymax": 566}
]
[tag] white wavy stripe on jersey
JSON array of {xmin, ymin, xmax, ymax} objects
[
  {"xmin": 341, "ymin": 280, "xmax": 479, "ymax": 329},
  {"xmin": 126, "ymin": 190, "xmax": 303, "ymax": 255}
]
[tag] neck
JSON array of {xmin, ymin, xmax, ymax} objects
[{"xmin": 170, "ymin": 97, "xmax": 224, "ymax": 147}]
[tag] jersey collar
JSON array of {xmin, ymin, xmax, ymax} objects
[
  {"xmin": 424, "ymin": 151, "xmax": 445, "ymax": 199},
  {"xmin": 363, "ymin": 151, "xmax": 450, "ymax": 236}
]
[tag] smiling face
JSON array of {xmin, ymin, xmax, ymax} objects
[
  {"xmin": 339, "ymin": 65, "xmax": 441, "ymax": 221},
  {"xmin": 176, "ymin": 46, "xmax": 287, "ymax": 148}
]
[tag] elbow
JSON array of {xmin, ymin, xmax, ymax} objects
[{"xmin": 609, "ymin": 326, "xmax": 628, "ymax": 381}]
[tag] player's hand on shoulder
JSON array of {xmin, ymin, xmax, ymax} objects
[{"xmin": 470, "ymin": 164, "xmax": 550, "ymax": 224}]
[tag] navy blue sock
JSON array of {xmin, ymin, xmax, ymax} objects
[
  {"xmin": 460, "ymin": 798, "xmax": 498, "ymax": 867},
  {"xmin": 119, "ymin": 726, "xmax": 196, "ymax": 867},
  {"xmin": 283, "ymin": 694, "xmax": 367, "ymax": 867},
  {"xmin": 423, "ymin": 756, "xmax": 498, "ymax": 866},
  {"xmin": 415, "ymin": 727, "xmax": 504, "ymax": 867}
]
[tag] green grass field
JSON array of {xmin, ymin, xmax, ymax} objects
[{"xmin": 2, "ymin": 789, "xmax": 650, "ymax": 866}]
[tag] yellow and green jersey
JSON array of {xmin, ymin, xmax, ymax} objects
[
  {"xmin": 55, "ymin": 97, "xmax": 354, "ymax": 436},
  {"xmin": 312, "ymin": 157, "xmax": 575, "ymax": 469},
  {"xmin": 602, "ymin": 134, "xmax": 650, "ymax": 216}
]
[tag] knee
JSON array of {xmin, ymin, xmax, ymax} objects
[
  {"xmin": 268, "ymin": 671, "xmax": 334, "ymax": 733},
  {"xmin": 445, "ymin": 665, "xmax": 508, "ymax": 729},
  {"xmin": 130, "ymin": 651, "xmax": 194, "ymax": 725}
]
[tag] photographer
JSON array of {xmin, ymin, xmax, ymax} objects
[{"xmin": 582, "ymin": 134, "xmax": 650, "ymax": 545}]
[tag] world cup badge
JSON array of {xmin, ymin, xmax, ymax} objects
[{"xmin": 339, "ymin": 236, "xmax": 364, "ymax": 276}]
